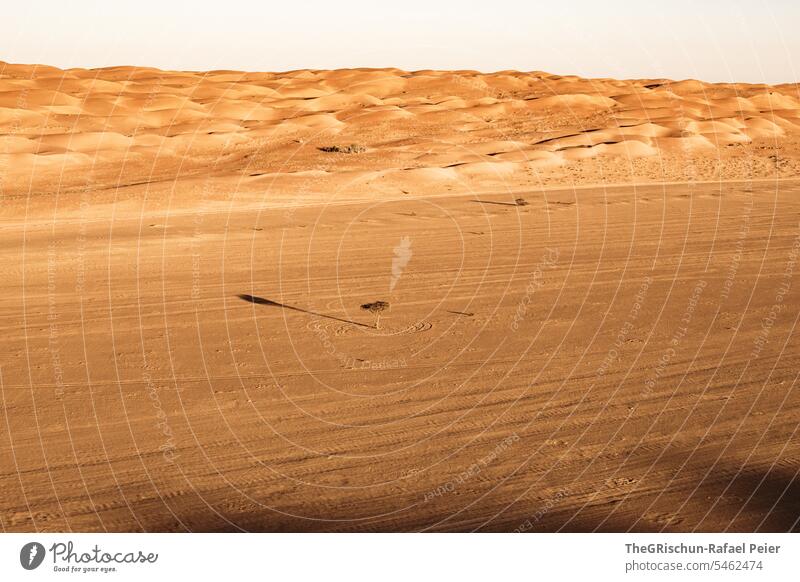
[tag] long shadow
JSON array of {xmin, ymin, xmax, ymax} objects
[
  {"xmin": 472, "ymin": 199, "xmax": 520, "ymax": 207},
  {"xmin": 237, "ymin": 294, "xmax": 371, "ymax": 328}
]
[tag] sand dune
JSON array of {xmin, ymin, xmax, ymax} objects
[
  {"xmin": 2, "ymin": 62, "xmax": 800, "ymax": 206},
  {"xmin": 1, "ymin": 61, "xmax": 799, "ymax": 532}
]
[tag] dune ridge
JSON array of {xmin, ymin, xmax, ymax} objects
[{"xmin": 2, "ymin": 61, "xmax": 799, "ymax": 210}]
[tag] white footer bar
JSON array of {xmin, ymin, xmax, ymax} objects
[{"xmin": 1, "ymin": 533, "xmax": 796, "ymax": 581}]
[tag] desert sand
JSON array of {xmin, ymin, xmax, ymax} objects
[{"xmin": 1, "ymin": 61, "xmax": 799, "ymax": 531}]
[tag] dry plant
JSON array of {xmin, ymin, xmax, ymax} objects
[
  {"xmin": 361, "ymin": 301, "xmax": 390, "ymax": 329},
  {"xmin": 318, "ymin": 144, "xmax": 367, "ymax": 154}
]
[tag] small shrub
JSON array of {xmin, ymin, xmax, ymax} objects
[
  {"xmin": 319, "ymin": 144, "xmax": 367, "ymax": 154},
  {"xmin": 361, "ymin": 301, "xmax": 390, "ymax": 329}
]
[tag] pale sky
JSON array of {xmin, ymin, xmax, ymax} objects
[{"xmin": 2, "ymin": 0, "xmax": 798, "ymax": 83}]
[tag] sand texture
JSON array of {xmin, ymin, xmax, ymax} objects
[{"xmin": 1, "ymin": 62, "xmax": 799, "ymax": 531}]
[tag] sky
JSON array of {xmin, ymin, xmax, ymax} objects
[{"xmin": 1, "ymin": 0, "xmax": 798, "ymax": 83}]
